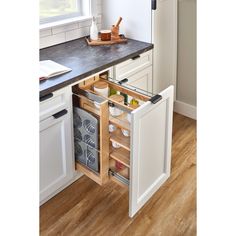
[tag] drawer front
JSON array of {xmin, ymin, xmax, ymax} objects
[
  {"xmin": 40, "ymin": 87, "xmax": 69, "ymax": 121},
  {"xmin": 115, "ymin": 50, "xmax": 152, "ymax": 81},
  {"xmin": 125, "ymin": 66, "xmax": 153, "ymax": 94}
]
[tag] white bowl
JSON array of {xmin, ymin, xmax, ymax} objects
[
  {"xmin": 121, "ymin": 129, "xmax": 130, "ymax": 137},
  {"xmin": 109, "ymin": 124, "xmax": 117, "ymax": 133},
  {"xmin": 111, "ymin": 141, "xmax": 121, "ymax": 149},
  {"xmin": 109, "ymin": 106, "xmax": 123, "ymax": 117}
]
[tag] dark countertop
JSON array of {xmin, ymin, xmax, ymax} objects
[{"xmin": 40, "ymin": 37, "xmax": 153, "ymax": 97}]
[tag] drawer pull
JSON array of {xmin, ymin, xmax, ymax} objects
[
  {"xmin": 118, "ymin": 78, "xmax": 128, "ymax": 85},
  {"xmin": 132, "ymin": 55, "xmax": 141, "ymax": 60},
  {"xmin": 150, "ymin": 94, "xmax": 162, "ymax": 104},
  {"xmin": 40, "ymin": 93, "xmax": 53, "ymax": 102},
  {"xmin": 52, "ymin": 109, "xmax": 68, "ymax": 119}
]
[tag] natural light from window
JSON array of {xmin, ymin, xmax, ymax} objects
[{"xmin": 40, "ymin": 0, "xmax": 90, "ymax": 24}]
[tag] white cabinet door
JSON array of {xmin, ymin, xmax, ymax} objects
[
  {"xmin": 125, "ymin": 66, "xmax": 153, "ymax": 94},
  {"xmin": 129, "ymin": 86, "xmax": 174, "ymax": 217},
  {"xmin": 40, "ymin": 109, "xmax": 74, "ymax": 203}
]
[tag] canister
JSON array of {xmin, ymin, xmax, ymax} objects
[
  {"xmin": 109, "ymin": 94, "xmax": 124, "ymax": 117},
  {"xmin": 93, "ymin": 81, "xmax": 109, "ymax": 97}
]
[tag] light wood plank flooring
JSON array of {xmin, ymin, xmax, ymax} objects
[{"xmin": 40, "ymin": 113, "xmax": 196, "ymax": 236}]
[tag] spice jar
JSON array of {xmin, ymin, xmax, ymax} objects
[{"xmin": 100, "ymin": 30, "xmax": 111, "ymax": 41}]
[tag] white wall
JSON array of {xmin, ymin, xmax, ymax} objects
[
  {"xmin": 177, "ymin": 0, "xmax": 196, "ymax": 106},
  {"xmin": 102, "ymin": 0, "xmax": 152, "ymax": 43},
  {"xmin": 40, "ymin": 0, "xmax": 102, "ymax": 49}
]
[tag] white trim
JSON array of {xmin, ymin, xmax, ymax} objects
[
  {"xmin": 40, "ymin": 16, "xmax": 92, "ymax": 30},
  {"xmin": 151, "ymin": 0, "xmax": 178, "ymax": 100},
  {"xmin": 174, "ymin": 100, "xmax": 196, "ymax": 120}
]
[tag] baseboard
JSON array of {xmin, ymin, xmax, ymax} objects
[{"xmin": 174, "ymin": 100, "xmax": 196, "ymax": 120}]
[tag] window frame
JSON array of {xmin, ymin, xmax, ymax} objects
[{"xmin": 40, "ymin": 0, "xmax": 91, "ymax": 25}]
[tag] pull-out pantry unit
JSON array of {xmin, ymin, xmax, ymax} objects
[{"xmin": 72, "ymin": 69, "xmax": 174, "ymax": 217}]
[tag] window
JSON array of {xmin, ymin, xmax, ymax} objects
[{"xmin": 40, "ymin": 0, "xmax": 90, "ymax": 24}]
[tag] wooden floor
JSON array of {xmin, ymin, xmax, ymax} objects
[{"xmin": 40, "ymin": 113, "xmax": 196, "ymax": 236}]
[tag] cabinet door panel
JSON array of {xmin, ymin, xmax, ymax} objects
[
  {"xmin": 129, "ymin": 86, "xmax": 174, "ymax": 217},
  {"xmin": 115, "ymin": 51, "xmax": 153, "ymax": 81},
  {"xmin": 40, "ymin": 112, "xmax": 74, "ymax": 202},
  {"xmin": 126, "ymin": 66, "xmax": 153, "ymax": 93}
]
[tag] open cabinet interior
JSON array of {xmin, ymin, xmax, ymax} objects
[
  {"xmin": 71, "ymin": 70, "xmax": 153, "ymax": 187},
  {"xmin": 71, "ymin": 69, "xmax": 174, "ymax": 217}
]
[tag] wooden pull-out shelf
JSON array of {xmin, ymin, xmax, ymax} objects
[
  {"xmin": 78, "ymin": 74, "xmax": 150, "ymax": 105},
  {"xmin": 110, "ymin": 129, "xmax": 130, "ymax": 151},
  {"xmin": 73, "ymin": 71, "xmax": 148, "ymax": 187},
  {"xmin": 71, "ymin": 69, "xmax": 175, "ymax": 218},
  {"xmin": 110, "ymin": 146, "xmax": 130, "ymax": 168},
  {"xmin": 109, "ymin": 113, "xmax": 130, "ymax": 131}
]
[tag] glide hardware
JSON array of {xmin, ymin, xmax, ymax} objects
[{"xmin": 109, "ymin": 169, "xmax": 129, "ymax": 186}]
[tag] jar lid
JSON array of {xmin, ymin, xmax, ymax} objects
[
  {"xmin": 94, "ymin": 81, "xmax": 108, "ymax": 89},
  {"xmin": 109, "ymin": 94, "xmax": 124, "ymax": 103},
  {"xmin": 100, "ymin": 30, "xmax": 111, "ymax": 34}
]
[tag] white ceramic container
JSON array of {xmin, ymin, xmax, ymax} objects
[
  {"xmin": 109, "ymin": 106, "xmax": 123, "ymax": 117},
  {"xmin": 121, "ymin": 129, "xmax": 130, "ymax": 137},
  {"xmin": 109, "ymin": 124, "xmax": 117, "ymax": 133},
  {"xmin": 111, "ymin": 141, "xmax": 121, "ymax": 149}
]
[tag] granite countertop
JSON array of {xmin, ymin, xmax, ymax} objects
[{"xmin": 40, "ymin": 37, "xmax": 153, "ymax": 97}]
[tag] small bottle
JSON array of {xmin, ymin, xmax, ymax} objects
[
  {"xmin": 109, "ymin": 88, "xmax": 117, "ymax": 96},
  {"xmin": 90, "ymin": 16, "xmax": 98, "ymax": 41},
  {"xmin": 120, "ymin": 92, "xmax": 128, "ymax": 104},
  {"xmin": 130, "ymin": 97, "xmax": 139, "ymax": 108}
]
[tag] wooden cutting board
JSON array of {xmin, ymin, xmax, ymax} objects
[{"xmin": 85, "ymin": 34, "xmax": 128, "ymax": 46}]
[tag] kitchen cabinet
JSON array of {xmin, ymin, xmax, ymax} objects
[
  {"xmin": 40, "ymin": 87, "xmax": 75, "ymax": 203},
  {"xmin": 71, "ymin": 68, "xmax": 173, "ymax": 217},
  {"xmin": 114, "ymin": 50, "xmax": 153, "ymax": 93},
  {"xmin": 39, "ymin": 49, "xmax": 173, "ymax": 217}
]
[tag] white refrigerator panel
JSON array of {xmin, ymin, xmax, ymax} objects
[{"xmin": 102, "ymin": 0, "xmax": 152, "ymax": 43}]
